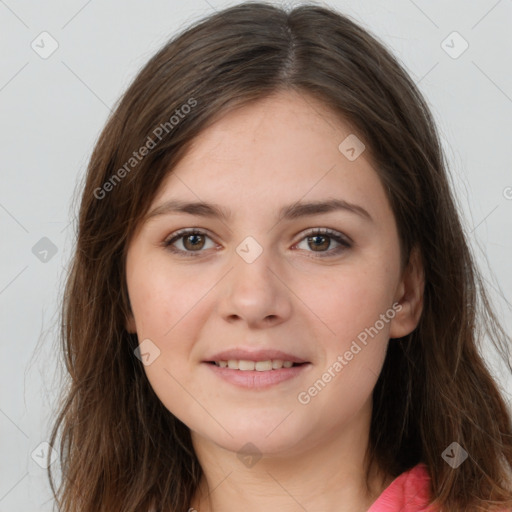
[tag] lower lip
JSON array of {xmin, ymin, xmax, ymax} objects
[{"xmin": 204, "ymin": 362, "xmax": 311, "ymax": 389}]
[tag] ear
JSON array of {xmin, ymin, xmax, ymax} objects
[
  {"xmin": 123, "ymin": 289, "xmax": 137, "ymax": 333},
  {"xmin": 125, "ymin": 313, "xmax": 137, "ymax": 333},
  {"xmin": 389, "ymin": 245, "xmax": 425, "ymax": 339}
]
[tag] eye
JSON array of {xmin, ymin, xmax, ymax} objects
[
  {"xmin": 294, "ymin": 228, "xmax": 352, "ymax": 258},
  {"xmin": 162, "ymin": 228, "xmax": 352, "ymax": 258},
  {"xmin": 163, "ymin": 229, "xmax": 217, "ymax": 257}
]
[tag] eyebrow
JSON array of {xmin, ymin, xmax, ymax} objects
[{"xmin": 144, "ymin": 198, "xmax": 373, "ymax": 224}]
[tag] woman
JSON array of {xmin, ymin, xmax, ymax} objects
[{"xmin": 47, "ymin": 3, "xmax": 512, "ymax": 511}]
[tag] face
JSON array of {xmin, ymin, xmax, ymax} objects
[{"xmin": 125, "ymin": 90, "xmax": 423, "ymax": 458}]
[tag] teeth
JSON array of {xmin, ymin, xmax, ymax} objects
[
  {"xmin": 255, "ymin": 360, "xmax": 272, "ymax": 371},
  {"xmin": 215, "ymin": 359, "xmax": 298, "ymax": 371},
  {"xmin": 239, "ymin": 360, "xmax": 255, "ymax": 371}
]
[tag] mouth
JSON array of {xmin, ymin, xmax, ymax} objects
[
  {"xmin": 203, "ymin": 358, "xmax": 312, "ymax": 389},
  {"xmin": 206, "ymin": 360, "xmax": 308, "ymax": 371},
  {"xmin": 202, "ymin": 348, "xmax": 311, "ymax": 388}
]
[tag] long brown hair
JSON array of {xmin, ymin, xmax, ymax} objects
[{"xmin": 46, "ymin": 2, "xmax": 512, "ymax": 511}]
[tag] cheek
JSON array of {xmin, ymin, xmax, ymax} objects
[
  {"xmin": 304, "ymin": 258, "xmax": 399, "ymax": 347},
  {"xmin": 127, "ymin": 256, "xmax": 211, "ymax": 392},
  {"xmin": 295, "ymin": 251, "xmax": 398, "ymax": 412},
  {"xmin": 127, "ymin": 260, "xmax": 203, "ymax": 414},
  {"xmin": 127, "ymin": 253, "xmax": 209, "ymax": 337},
  {"xmin": 299, "ymin": 274, "xmax": 392, "ymax": 424}
]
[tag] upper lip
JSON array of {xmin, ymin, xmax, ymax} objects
[{"xmin": 205, "ymin": 348, "xmax": 309, "ymax": 364}]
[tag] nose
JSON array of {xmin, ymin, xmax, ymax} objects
[{"xmin": 216, "ymin": 245, "xmax": 293, "ymax": 328}]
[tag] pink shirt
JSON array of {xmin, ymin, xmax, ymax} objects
[
  {"xmin": 368, "ymin": 463, "xmax": 437, "ymax": 511},
  {"xmin": 149, "ymin": 462, "xmax": 509, "ymax": 511}
]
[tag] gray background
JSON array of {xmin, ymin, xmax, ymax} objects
[{"xmin": 1, "ymin": 0, "xmax": 511, "ymax": 510}]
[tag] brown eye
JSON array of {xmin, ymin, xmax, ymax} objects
[
  {"xmin": 163, "ymin": 229, "xmax": 215, "ymax": 256},
  {"xmin": 295, "ymin": 228, "xmax": 352, "ymax": 258},
  {"xmin": 182, "ymin": 233, "xmax": 206, "ymax": 251},
  {"xmin": 163, "ymin": 227, "xmax": 351, "ymax": 259},
  {"xmin": 307, "ymin": 234, "xmax": 331, "ymax": 251}
]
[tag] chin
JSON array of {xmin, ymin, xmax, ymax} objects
[{"xmin": 190, "ymin": 412, "xmax": 312, "ymax": 457}]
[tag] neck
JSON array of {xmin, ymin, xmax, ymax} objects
[{"xmin": 189, "ymin": 399, "xmax": 393, "ymax": 512}]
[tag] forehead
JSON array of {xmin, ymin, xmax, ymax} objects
[
  {"xmin": 183, "ymin": 90, "xmax": 356, "ymax": 162},
  {"xmin": 148, "ymin": 90, "xmax": 390, "ymax": 224}
]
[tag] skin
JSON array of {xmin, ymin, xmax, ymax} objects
[{"xmin": 125, "ymin": 90, "xmax": 424, "ymax": 512}]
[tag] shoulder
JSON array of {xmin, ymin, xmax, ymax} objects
[
  {"xmin": 369, "ymin": 464, "xmax": 512, "ymax": 512},
  {"xmin": 368, "ymin": 463, "xmax": 436, "ymax": 512}
]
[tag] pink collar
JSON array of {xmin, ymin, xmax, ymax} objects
[{"xmin": 368, "ymin": 463, "xmax": 437, "ymax": 511}]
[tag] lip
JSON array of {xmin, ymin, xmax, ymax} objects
[
  {"xmin": 204, "ymin": 361, "xmax": 312, "ymax": 389},
  {"xmin": 204, "ymin": 348, "xmax": 309, "ymax": 364}
]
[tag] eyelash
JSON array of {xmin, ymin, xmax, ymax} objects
[{"xmin": 162, "ymin": 228, "xmax": 352, "ymax": 259}]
